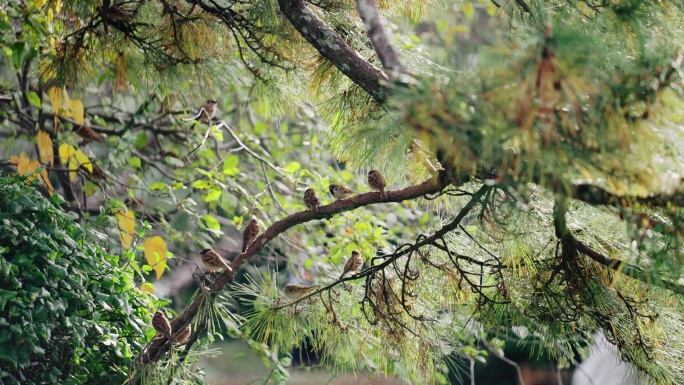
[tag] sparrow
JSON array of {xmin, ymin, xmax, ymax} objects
[
  {"xmin": 329, "ymin": 184, "xmax": 354, "ymax": 200},
  {"xmin": 81, "ymin": 161, "xmax": 107, "ymax": 184},
  {"xmin": 200, "ymin": 248, "xmax": 233, "ymax": 274},
  {"xmin": 152, "ymin": 310, "xmax": 174, "ymax": 342},
  {"xmin": 303, "ymin": 188, "xmax": 322, "ymax": 212},
  {"xmin": 367, "ymin": 170, "xmax": 388, "ymax": 200},
  {"xmin": 174, "ymin": 323, "xmax": 192, "ymax": 344},
  {"xmin": 242, "ymin": 215, "xmax": 259, "ymax": 253},
  {"xmin": 199, "ymin": 99, "xmax": 218, "ymax": 123},
  {"xmin": 340, "ymin": 250, "xmax": 363, "ymax": 279},
  {"xmin": 284, "ymin": 284, "xmax": 322, "ymax": 299},
  {"xmin": 182, "ymin": 99, "xmax": 218, "ymax": 124},
  {"xmin": 73, "ymin": 125, "xmax": 104, "ymax": 143}
]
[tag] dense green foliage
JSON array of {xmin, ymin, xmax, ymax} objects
[{"xmin": 0, "ymin": 175, "xmax": 153, "ymax": 384}]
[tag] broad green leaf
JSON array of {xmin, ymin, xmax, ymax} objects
[
  {"xmin": 202, "ymin": 214, "xmax": 220, "ymax": 231},
  {"xmin": 127, "ymin": 157, "xmax": 141, "ymax": 168},
  {"xmin": 26, "ymin": 92, "xmax": 41, "ymax": 109},
  {"xmin": 204, "ymin": 188, "xmax": 222, "ymax": 202}
]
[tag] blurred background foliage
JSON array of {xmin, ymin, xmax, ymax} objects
[{"xmin": 2, "ymin": 0, "xmax": 684, "ymax": 384}]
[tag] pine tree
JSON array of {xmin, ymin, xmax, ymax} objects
[{"xmin": 3, "ymin": 0, "xmax": 684, "ymax": 383}]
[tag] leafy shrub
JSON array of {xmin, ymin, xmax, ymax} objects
[{"xmin": 0, "ymin": 175, "xmax": 153, "ymax": 384}]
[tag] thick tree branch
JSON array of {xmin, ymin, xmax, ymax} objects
[
  {"xmin": 272, "ymin": 184, "xmax": 491, "ymax": 311},
  {"xmin": 571, "ymin": 182, "xmax": 684, "ymax": 208},
  {"xmin": 278, "ymin": 0, "xmax": 390, "ymax": 102},
  {"xmin": 356, "ymin": 0, "xmax": 404, "ymax": 75},
  {"xmin": 552, "ymin": 198, "xmax": 684, "ymax": 296},
  {"xmin": 135, "ymin": 173, "xmax": 452, "ymax": 369}
]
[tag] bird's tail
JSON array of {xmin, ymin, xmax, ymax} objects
[{"xmin": 381, "ymin": 189, "xmax": 388, "ymax": 200}]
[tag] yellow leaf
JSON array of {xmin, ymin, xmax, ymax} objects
[
  {"xmin": 58, "ymin": 143, "xmax": 79, "ymax": 180},
  {"xmin": 11, "ymin": 152, "xmax": 31, "ymax": 177},
  {"xmin": 34, "ymin": 0, "xmax": 47, "ymax": 7},
  {"xmin": 39, "ymin": 168, "xmax": 54, "ymax": 194},
  {"xmin": 48, "ymin": 87, "xmax": 62, "ymax": 115},
  {"xmin": 74, "ymin": 150, "xmax": 92, "ymax": 172},
  {"xmin": 58, "ymin": 143, "xmax": 76, "ymax": 165},
  {"xmin": 144, "ymin": 236, "xmax": 168, "ymax": 280},
  {"xmin": 116, "ymin": 209, "xmax": 135, "ymax": 250},
  {"xmin": 140, "ymin": 282, "xmax": 155, "ymax": 294},
  {"xmin": 11, "ymin": 152, "xmax": 53, "ymax": 192},
  {"xmin": 71, "ymin": 99, "xmax": 84, "ymax": 125},
  {"xmin": 36, "ymin": 130, "xmax": 54, "ymax": 165}
]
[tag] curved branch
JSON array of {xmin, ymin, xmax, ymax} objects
[
  {"xmin": 356, "ymin": 0, "xmax": 404, "ymax": 76},
  {"xmin": 552, "ymin": 198, "xmax": 684, "ymax": 296},
  {"xmin": 278, "ymin": 0, "xmax": 390, "ymax": 102},
  {"xmin": 134, "ymin": 172, "xmax": 452, "ymax": 368}
]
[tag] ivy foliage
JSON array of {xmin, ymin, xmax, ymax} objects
[{"xmin": 0, "ymin": 175, "xmax": 153, "ymax": 384}]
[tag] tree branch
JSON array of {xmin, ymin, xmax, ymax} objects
[
  {"xmin": 356, "ymin": 0, "xmax": 404, "ymax": 75},
  {"xmin": 571, "ymin": 182, "xmax": 684, "ymax": 208},
  {"xmin": 552, "ymin": 198, "xmax": 684, "ymax": 296},
  {"xmin": 278, "ymin": 0, "xmax": 390, "ymax": 102},
  {"xmin": 134, "ymin": 172, "xmax": 452, "ymax": 369}
]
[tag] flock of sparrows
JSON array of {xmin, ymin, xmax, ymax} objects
[{"xmin": 152, "ymin": 101, "xmax": 391, "ymax": 339}]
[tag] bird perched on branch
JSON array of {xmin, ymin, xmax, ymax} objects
[
  {"xmin": 303, "ymin": 188, "xmax": 322, "ymax": 212},
  {"xmin": 200, "ymin": 248, "xmax": 232, "ymax": 274},
  {"xmin": 183, "ymin": 99, "xmax": 218, "ymax": 124},
  {"xmin": 242, "ymin": 215, "xmax": 259, "ymax": 253},
  {"xmin": 284, "ymin": 284, "xmax": 322, "ymax": 299},
  {"xmin": 174, "ymin": 323, "xmax": 192, "ymax": 345},
  {"xmin": 152, "ymin": 310, "xmax": 174, "ymax": 342},
  {"xmin": 368, "ymin": 170, "xmax": 388, "ymax": 200},
  {"xmin": 329, "ymin": 184, "xmax": 354, "ymax": 200},
  {"xmin": 340, "ymin": 250, "xmax": 363, "ymax": 279}
]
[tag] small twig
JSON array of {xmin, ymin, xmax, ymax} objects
[
  {"xmin": 482, "ymin": 340, "xmax": 525, "ymax": 385},
  {"xmin": 221, "ymin": 122, "xmax": 293, "ymax": 181}
]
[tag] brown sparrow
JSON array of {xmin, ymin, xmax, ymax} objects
[
  {"xmin": 340, "ymin": 250, "xmax": 363, "ymax": 279},
  {"xmin": 82, "ymin": 161, "xmax": 107, "ymax": 184},
  {"xmin": 284, "ymin": 284, "xmax": 322, "ymax": 299},
  {"xmin": 152, "ymin": 310, "xmax": 174, "ymax": 341},
  {"xmin": 303, "ymin": 188, "xmax": 322, "ymax": 212},
  {"xmin": 200, "ymin": 248, "xmax": 233, "ymax": 274},
  {"xmin": 329, "ymin": 184, "xmax": 354, "ymax": 200},
  {"xmin": 242, "ymin": 215, "xmax": 259, "ymax": 253},
  {"xmin": 174, "ymin": 323, "xmax": 192, "ymax": 344},
  {"xmin": 199, "ymin": 99, "xmax": 218, "ymax": 123},
  {"xmin": 73, "ymin": 125, "xmax": 104, "ymax": 143},
  {"xmin": 367, "ymin": 170, "xmax": 388, "ymax": 200},
  {"xmin": 182, "ymin": 99, "xmax": 218, "ymax": 123}
]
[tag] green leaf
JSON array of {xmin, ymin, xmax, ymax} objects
[
  {"xmin": 135, "ymin": 132, "xmax": 148, "ymax": 149},
  {"xmin": 11, "ymin": 42, "xmax": 25, "ymax": 70},
  {"xmin": 222, "ymin": 155, "xmax": 240, "ymax": 176},
  {"xmin": 149, "ymin": 182, "xmax": 166, "ymax": 190},
  {"xmin": 127, "ymin": 157, "xmax": 141, "ymax": 168},
  {"xmin": 0, "ymin": 290, "xmax": 17, "ymax": 311},
  {"xmin": 254, "ymin": 121, "xmax": 268, "ymax": 135},
  {"xmin": 285, "ymin": 161, "xmax": 301, "ymax": 174},
  {"xmin": 204, "ymin": 188, "xmax": 222, "ymax": 202},
  {"xmin": 26, "ymin": 92, "xmax": 41, "ymax": 109},
  {"xmin": 201, "ymin": 215, "xmax": 220, "ymax": 231},
  {"xmin": 192, "ymin": 180, "xmax": 212, "ymax": 189}
]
